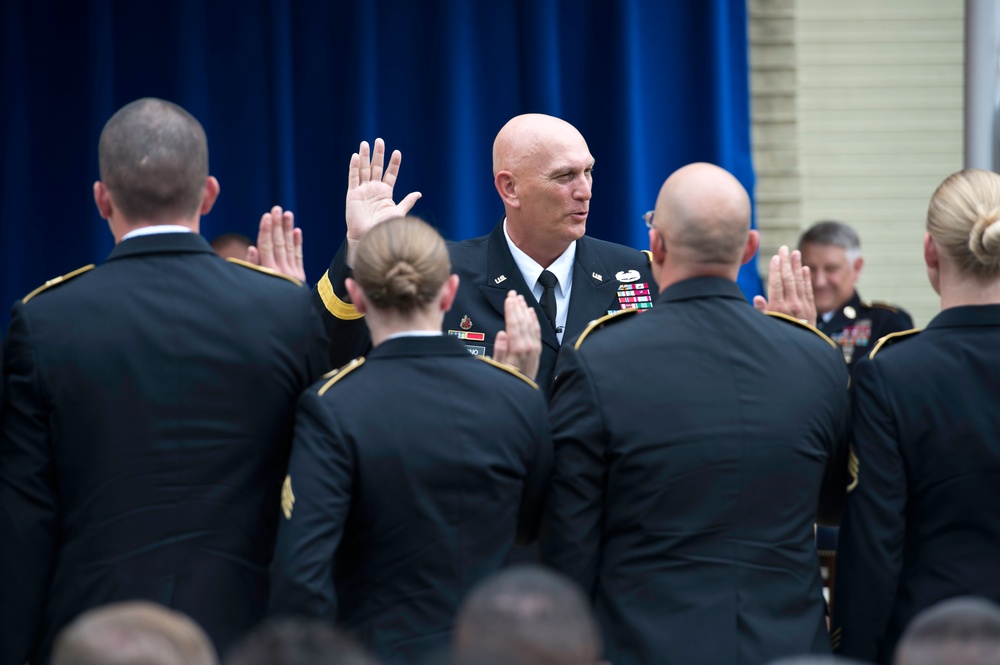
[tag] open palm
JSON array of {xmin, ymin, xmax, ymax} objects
[{"xmin": 345, "ymin": 138, "xmax": 422, "ymax": 251}]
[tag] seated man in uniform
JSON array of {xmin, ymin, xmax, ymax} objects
[
  {"xmin": 798, "ymin": 220, "xmax": 914, "ymax": 599},
  {"xmin": 798, "ymin": 220, "xmax": 913, "ymax": 371}
]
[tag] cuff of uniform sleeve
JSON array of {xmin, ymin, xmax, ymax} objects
[{"xmin": 317, "ymin": 241, "xmax": 364, "ymax": 320}]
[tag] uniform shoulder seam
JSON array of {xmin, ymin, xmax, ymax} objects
[
  {"xmin": 23, "ymin": 264, "xmax": 96, "ymax": 303},
  {"xmin": 317, "ymin": 357, "xmax": 366, "ymax": 396},
  {"xmin": 574, "ymin": 308, "xmax": 640, "ymax": 349},
  {"xmin": 476, "ymin": 356, "xmax": 539, "ymax": 390},
  {"xmin": 868, "ymin": 328, "xmax": 921, "ymax": 360},
  {"xmin": 641, "ymin": 249, "xmax": 653, "ymax": 265},
  {"xmin": 763, "ymin": 311, "xmax": 837, "ymax": 349},
  {"xmin": 226, "ymin": 257, "xmax": 303, "ymax": 287}
]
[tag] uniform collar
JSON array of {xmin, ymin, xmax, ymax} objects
[
  {"xmin": 657, "ymin": 276, "xmax": 748, "ymax": 304},
  {"xmin": 369, "ymin": 334, "xmax": 472, "ymax": 360},
  {"xmin": 927, "ymin": 303, "xmax": 1000, "ymax": 330},
  {"xmin": 107, "ymin": 232, "xmax": 216, "ymax": 261}
]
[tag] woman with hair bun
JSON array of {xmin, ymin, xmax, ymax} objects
[
  {"xmin": 832, "ymin": 168, "xmax": 1000, "ymax": 664},
  {"xmin": 268, "ymin": 217, "xmax": 551, "ymax": 665}
]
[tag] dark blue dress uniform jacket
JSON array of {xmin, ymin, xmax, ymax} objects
[
  {"xmin": 268, "ymin": 335, "xmax": 551, "ymax": 664},
  {"xmin": 313, "ymin": 220, "xmax": 655, "ymax": 396},
  {"xmin": 832, "ymin": 304, "xmax": 1000, "ymax": 664},
  {"xmin": 0, "ymin": 233, "xmax": 330, "ymax": 664},
  {"xmin": 817, "ymin": 290, "xmax": 913, "ymax": 373},
  {"xmin": 541, "ymin": 276, "xmax": 850, "ymax": 665}
]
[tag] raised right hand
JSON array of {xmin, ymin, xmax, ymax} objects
[{"xmin": 345, "ymin": 138, "xmax": 422, "ymax": 265}]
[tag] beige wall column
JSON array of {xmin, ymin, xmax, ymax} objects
[{"xmin": 749, "ymin": 0, "xmax": 964, "ymax": 327}]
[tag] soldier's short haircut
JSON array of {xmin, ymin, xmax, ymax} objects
[
  {"xmin": 51, "ymin": 601, "xmax": 217, "ymax": 665},
  {"xmin": 453, "ymin": 565, "xmax": 601, "ymax": 665},
  {"xmin": 224, "ymin": 618, "xmax": 379, "ymax": 665},
  {"xmin": 894, "ymin": 596, "xmax": 1000, "ymax": 665},
  {"xmin": 798, "ymin": 220, "xmax": 862, "ymax": 262},
  {"xmin": 98, "ymin": 97, "xmax": 208, "ymax": 222}
]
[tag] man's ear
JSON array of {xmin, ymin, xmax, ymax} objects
[
  {"xmin": 649, "ymin": 228, "xmax": 666, "ymax": 265},
  {"xmin": 852, "ymin": 255, "xmax": 865, "ymax": 276},
  {"xmin": 494, "ymin": 172, "xmax": 519, "ymax": 209},
  {"xmin": 345, "ymin": 277, "xmax": 368, "ymax": 315},
  {"xmin": 439, "ymin": 274, "xmax": 460, "ymax": 313},
  {"xmin": 93, "ymin": 181, "xmax": 113, "ymax": 219},
  {"xmin": 741, "ymin": 230, "xmax": 760, "ymax": 266},
  {"xmin": 200, "ymin": 176, "xmax": 220, "ymax": 216}
]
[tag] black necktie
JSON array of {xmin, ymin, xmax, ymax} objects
[{"xmin": 538, "ymin": 269, "xmax": 558, "ymax": 331}]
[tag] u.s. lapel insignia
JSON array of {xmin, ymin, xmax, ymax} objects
[
  {"xmin": 844, "ymin": 305, "xmax": 857, "ymax": 320},
  {"xmin": 281, "ymin": 475, "xmax": 295, "ymax": 519},
  {"xmin": 615, "ymin": 269, "xmax": 640, "ymax": 283},
  {"xmin": 592, "ymin": 272, "xmax": 603, "ymax": 281},
  {"xmin": 460, "ymin": 315, "xmax": 473, "ymax": 330},
  {"xmin": 494, "ymin": 275, "xmax": 507, "ymax": 285}
]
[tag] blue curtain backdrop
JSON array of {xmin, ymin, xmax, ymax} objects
[{"xmin": 0, "ymin": 0, "xmax": 761, "ymax": 331}]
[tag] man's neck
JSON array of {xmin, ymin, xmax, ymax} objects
[{"xmin": 113, "ymin": 217, "xmax": 199, "ymax": 243}]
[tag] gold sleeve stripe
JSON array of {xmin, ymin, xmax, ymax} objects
[
  {"xmin": 317, "ymin": 357, "xmax": 365, "ymax": 396},
  {"xmin": 23, "ymin": 265, "xmax": 96, "ymax": 303},
  {"xmin": 847, "ymin": 446, "xmax": 860, "ymax": 493},
  {"xmin": 226, "ymin": 258, "xmax": 303, "ymax": 287},
  {"xmin": 477, "ymin": 356, "xmax": 539, "ymax": 390},
  {"xmin": 868, "ymin": 328, "xmax": 921, "ymax": 360},
  {"xmin": 763, "ymin": 311, "xmax": 837, "ymax": 349},
  {"xmin": 574, "ymin": 309, "xmax": 640, "ymax": 349},
  {"xmin": 317, "ymin": 270, "xmax": 364, "ymax": 320}
]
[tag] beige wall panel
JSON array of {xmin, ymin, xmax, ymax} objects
[{"xmin": 792, "ymin": 0, "xmax": 964, "ymax": 327}]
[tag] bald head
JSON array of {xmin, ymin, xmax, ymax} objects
[
  {"xmin": 98, "ymin": 97, "xmax": 210, "ymax": 223},
  {"xmin": 652, "ymin": 162, "xmax": 753, "ymax": 275},
  {"xmin": 491, "ymin": 114, "xmax": 595, "ymax": 266},
  {"xmin": 52, "ymin": 601, "xmax": 217, "ymax": 665},
  {"xmin": 492, "ymin": 114, "xmax": 588, "ymax": 177}
]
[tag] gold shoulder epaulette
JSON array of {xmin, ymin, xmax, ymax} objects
[
  {"xmin": 641, "ymin": 249, "xmax": 653, "ymax": 265},
  {"xmin": 868, "ymin": 328, "xmax": 920, "ymax": 360},
  {"xmin": 862, "ymin": 299, "xmax": 901, "ymax": 313},
  {"xmin": 23, "ymin": 265, "xmax": 96, "ymax": 303},
  {"xmin": 763, "ymin": 311, "xmax": 837, "ymax": 350},
  {"xmin": 226, "ymin": 258, "xmax": 303, "ymax": 287},
  {"xmin": 477, "ymin": 356, "xmax": 539, "ymax": 390},
  {"xmin": 317, "ymin": 270, "xmax": 364, "ymax": 320},
  {"xmin": 317, "ymin": 357, "xmax": 365, "ymax": 396},
  {"xmin": 574, "ymin": 308, "xmax": 640, "ymax": 349}
]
